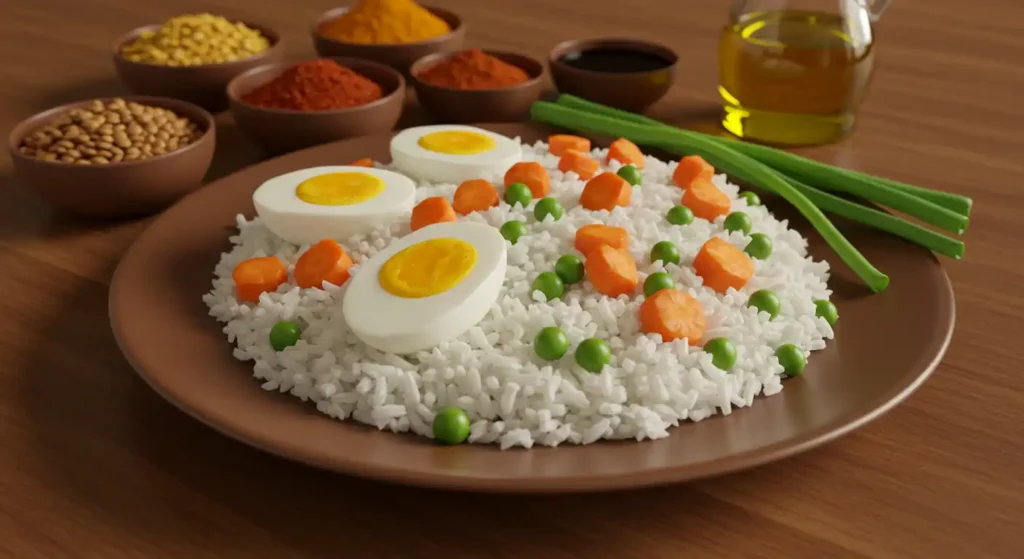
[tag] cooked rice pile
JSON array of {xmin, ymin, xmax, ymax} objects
[{"xmin": 204, "ymin": 140, "xmax": 835, "ymax": 449}]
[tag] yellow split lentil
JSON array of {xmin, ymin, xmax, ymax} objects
[{"xmin": 120, "ymin": 14, "xmax": 271, "ymax": 66}]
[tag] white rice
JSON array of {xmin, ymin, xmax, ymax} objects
[{"xmin": 203, "ymin": 140, "xmax": 835, "ymax": 449}]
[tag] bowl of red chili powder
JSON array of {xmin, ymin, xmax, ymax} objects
[
  {"xmin": 410, "ymin": 48, "xmax": 545, "ymax": 124},
  {"xmin": 227, "ymin": 58, "xmax": 405, "ymax": 155}
]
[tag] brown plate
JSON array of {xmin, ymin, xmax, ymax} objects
[{"xmin": 109, "ymin": 122, "xmax": 954, "ymax": 493}]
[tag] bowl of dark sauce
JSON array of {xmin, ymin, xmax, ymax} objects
[{"xmin": 549, "ymin": 38, "xmax": 678, "ymax": 113}]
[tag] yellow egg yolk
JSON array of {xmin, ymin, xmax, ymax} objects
[
  {"xmin": 417, "ymin": 130, "xmax": 496, "ymax": 155},
  {"xmin": 379, "ymin": 238, "xmax": 477, "ymax": 298},
  {"xmin": 296, "ymin": 172, "xmax": 384, "ymax": 206}
]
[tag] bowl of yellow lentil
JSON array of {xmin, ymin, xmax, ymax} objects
[
  {"xmin": 112, "ymin": 14, "xmax": 284, "ymax": 112},
  {"xmin": 8, "ymin": 96, "xmax": 216, "ymax": 219},
  {"xmin": 312, "ymin": 2, "xmax": 464, "ymax": 75}
]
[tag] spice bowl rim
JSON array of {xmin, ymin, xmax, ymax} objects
[
  {"xmin": 225, "ymin": 56, "xmax": 407, "ymax": 116},
  {"xmin": 409, "ymin": 48, "xmax": 546, "ymax": 93},
  {"xmin": 111, "ymin": 19, "xmax": 284, "ymax": 70},
  {"xmin": 548, "ymin": 37, "xmax": 680, "ymax": 77},
  {"xmin": 8, "ymin": 95, "xmax": 217, "ymax": 169},
  {"xmin": 311, "ymin": 5, "xmax": 464, "ymax": 49}
]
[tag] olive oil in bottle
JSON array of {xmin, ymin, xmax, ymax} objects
[{"xmin": 718, "ymin": 10, "xmax": 876, "ymax": 145}]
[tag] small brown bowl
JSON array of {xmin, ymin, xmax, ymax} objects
[
  {"xmin": 227, "ymin": 57, "xmax": 406, "ymax": 156},
  {"xmin": 548, "ymin": 38, "xmax": 678, "ymax": 113},
  {"xmin": 8, "ymin": 96, "xmax": 216, "ymax": 219},
  {"xmin": 312, "ymin": 5, "xmax": 465, "ymax": 75},
  {"xmin": 112, "ymin": 20, "xmax": 284, "ymax": 112},
  {"xmin": 409, "ymin": 50, "xmax": 545, "ymax": 124}
]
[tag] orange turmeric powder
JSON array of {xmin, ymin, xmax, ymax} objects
[{"xmin": 318, "ymin": 0, "xmax": 451, "ymax": 44}]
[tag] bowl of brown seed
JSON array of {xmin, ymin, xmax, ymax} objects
[{"xmin": 8, "ymin": 96, "xmax": 216, "ymax": 218}]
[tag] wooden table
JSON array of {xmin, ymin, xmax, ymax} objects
[{"xmin": 2, "ymin": 1, "xmax": 1021, "ymax": 557}]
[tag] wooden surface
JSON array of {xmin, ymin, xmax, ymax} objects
[{"xmin": 1, "ymin": 0, "xmax": 1021, "ymax": 557}]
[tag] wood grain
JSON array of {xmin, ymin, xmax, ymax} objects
[{"xmin": 1, "ymin": 0, "xmax": 1021, "ymax": 557}]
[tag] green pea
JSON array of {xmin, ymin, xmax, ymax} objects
[
  {"xmin": 814, "ymin": 299, "xmax": 838, "ymax": 326},
  {"xmin": 650, "ymin": 240, "xmax": 681, "ymax": 266},
  {"xmin": 724, "ymin": 211, "xmax": 753, "ymax": 234},
  {"xmin": 555, "ymin": 254, "xmax": 585, "ymax": 284},
  {"xmin": 575, "ymin": 338, "xmax": 612, "ymax": 373},
  {"xmin": 504, "ymin": 182, "xmax": 532, "ymax": 207},
  {"xmin": 643, "ymin": 271, "xmax": 676, "ymax": 297},
  {"xmin": 704, "ymin": 337, "xmax": 737, "ymax": 370},
  {"xmin": 499, "ymin": 220, "xmax": 527, "ymax": 244},
  {"xmin": 534, "ymin": 326, "xmax": 569, "ymax": 361},
  {"xmin": 269, "ymin": 321, "xmax": 301, "ymax": 351},
  {"xmin": 533, "ymin": 197, "xmax": 564, "ymax": 222},
  {"xmin": 745, "ymin": 233, "xmax": 773, "ymax": 259},
  {"xmin": 776, "ymin": 344, "xmax": 807, "ymax": 376},
  {"xmin": 531, "ymin": 271, "xmax": 564, "ymax": 301},
  {"xmin": 432, "ymin": 406, "xmax": 471, "ymax": 444},
  {"xmin": 616, "ymin": 164, "xmax": 643, "ymax": 186},
  {"xmin": 666, "ymin": 205, "xmax": 695, "ymax": 226},
  {"xmin": 739, "ymin": 191, "xmax": 761, "ymax": 206},
  {"xmin": 748, "ymin": 289, "xmax": 781, "ymax": 319}
]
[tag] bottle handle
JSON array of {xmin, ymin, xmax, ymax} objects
[{"xmin": 867, "ymin": 0, "xmax": 892, "ymax": 21}]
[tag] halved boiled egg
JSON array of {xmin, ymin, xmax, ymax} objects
[
  {"xmin": 390, "ymin": 125, "xmax": 522, "ymax": 184},
  {"xmin": 253, "ymin": 166, "xmax": 416, "ymax": 245},
  {"xmin": 343, "ymin": 221, "xmax": 506, "ymax": 354}
]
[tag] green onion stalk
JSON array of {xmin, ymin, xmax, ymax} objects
[
  {"xmin": 531, "ymin": 101, "xmax": 891, "ymax": 292},
  {"xmin": 555, "ymin": 94, "xmax": 972, "ymax": 222}
]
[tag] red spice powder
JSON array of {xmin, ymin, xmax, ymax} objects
[
  {"xmin": 417, "ymin": 49, "xmax": 530, "ymax": 90},
  {"xmin": 242, "ymin": 60, "xmax": 383, "ymax": 111}
]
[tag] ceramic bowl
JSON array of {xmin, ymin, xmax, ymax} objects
[
  {"xmin": 227, "ymin": 57, "xmax": 406, "ymax": 156},
  {"xmin": 8, "ymin": 96, "xmax": 216, "ymax": 219},
  {"xmin": 312, "ymin": 5, "xmax": 464, "ymax": 75},
  {"xmin": 112, "ymin": 20, "xmax": 284, "ymax": 112},
  {"xmin": 548, "ymin": 38, "xmax": 678, "ymax": 113},
  {"xmin": 409, "ymin": 50, "xmax": 545, "ymax": 124}
]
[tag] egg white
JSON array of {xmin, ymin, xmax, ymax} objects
[
  {"xmin": 253, "ymin": 165, "xmax": 416, "ymax": 246},
  {"xmin": 390, "ymin": 125, "xmax": 523, "ymax": 184},
  {"xmin": 342, "ymin": 221, "xmax": 507, "ymax": 354}
]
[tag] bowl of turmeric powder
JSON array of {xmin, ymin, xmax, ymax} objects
[
  {"xmin": 409, "ymin": 49, "xmax": 545, "ymax": 124},
  {"xmin": 312, "ymin": 1, "xmax": 465, "ymax": 75},
  {"xmin": 112, "ymin": 14, "xmax": 284, "ymax": 112}
]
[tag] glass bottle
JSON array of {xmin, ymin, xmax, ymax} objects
[{"xmin": 719, "ymin": 0, "xmax": 891, "ymax": 145}]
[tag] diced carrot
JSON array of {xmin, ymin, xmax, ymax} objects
[
  {"xmin": 693, "ymin": 237, "xmax": 755, "ymax": 294},
  {"xmin": 548, "ymin": 134, "xmax": 591, "ymax": 156},
  {"xmin": 453, "ymin": 179, "xmax": 499, "ymax": 215},
  {"xmin": 232, "ymin": 256, "xmax": 288, "ymax": 303},
  {"xmin": 672, "ymin": 155, "xmax": 714, "ymax": 189},
  {"xmin": 558, "ymin": 149, "xmax": 600, "ymax": 180},
  {"xmin": 681, "ymin": 178, "xmax": 731, "ymax": 221},
  {"xmin": 606, "ymin": 138, "xmax": 645, "ymax": 169},
  {"xmin": 410, "ymin": 196, "xmax": 457, "ymax": 231},
  {"xmin": 580, "ymin": 172, "xmax": 631, "ymax": 211},
  {"xmin": 585, "ymin": 244, "xmax": 638, "ymax": 297},
  {"xmin": 504, "ymin": 161, "xmax": 550, "ymax": 198},
  {"xmin": 575, "ymin": 223, "xmax": 629, "ymax": 256},
  {"xmin": 639, "ymin": 289, "xmax": 707, "ymax": 344},
  {"xmin": 294, "ymin": 239, "xmax": 354, "ymax": 289},
  {"xmin": 349, "ymin": 158, "xmax": 374, "ymax": 167}
]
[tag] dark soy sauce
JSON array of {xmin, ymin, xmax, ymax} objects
[{"xmin": 559, "ymin": 47, "xmax": 672, "ymax": 73}]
